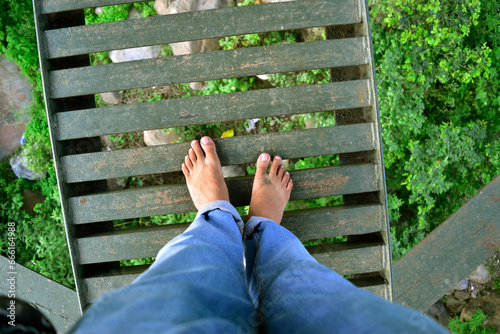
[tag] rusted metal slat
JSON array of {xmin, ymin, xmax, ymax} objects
[
  {"xmin": 309, "ymin": 241, "xmax": 385, "ymax": 275},
  {"xmin": 76, "ymin": 204, "xmax": 383, "ymax": 264},
  {"xmin": 46, "ymin": 0, "xmax": 361, "ymax": 58},
  {"xmin": 40, "ymin": 0, "xmax": 149, "ymax": 14},
  {"xmin": 0, "ymin": 256, "xmax": 80, "ymax": 332},
  {"xmin": 68, "ymin": 164, "xmax": 380, "ymax": 224},
  {"xmin": 56, "ymin": 80, "xmax": 371, "ymax": 140},
  {"xmin": 394, "ymin": 174, "xmax": 500, "ymax": 311},
  {"xmin": 49, "ymin": 37, "xmax": 368, "ymax": 99},
  {"xmin": 61, "ymin": 123, "xmax": 376, "ymax": 183}
]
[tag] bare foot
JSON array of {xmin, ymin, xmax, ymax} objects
[
  {"xmin": 181, "ymin": 136, "xmax": 230, "ymax": 210},
  {"xmin": 247, "ymin": 153, "xmax": 293, "ymax": 224}
]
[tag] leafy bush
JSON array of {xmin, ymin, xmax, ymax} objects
[
  {"xmin": 448, "ymin": 309, "xmax": 496, "ymax": 334},
  {"xmin": 371, "ymin": 0, "xmax": 500, "ymax": 259}
]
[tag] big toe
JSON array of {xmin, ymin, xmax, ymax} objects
[
  {"xmin": 200, "ymin": 137, "xmax": 218, "ymax": 161},
  {"xmin": 256, "ymin": 153, "xmax": 271, "ymax": 178}
]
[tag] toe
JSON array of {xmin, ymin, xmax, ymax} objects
[
  {"xmin": 185, "ymin": 155, "xmax": 193, "ymax": 170},
  {"xmin": 270, "ymin": 156, "xmax": 282, "ymax": 176},
  {"xmin": 286, "ymin": 178, "xmax": 293, "ymax": 191},
  {"xmin": 277, "ymin": 165, "xmax": 285, "ymax": 179},
  {"xmin": 200, "ymin": 137, "xmax": 218, "ymax": 162},
  {"xmin": 181, "ymin": 162, "xmax": 190, "ymax": 176},
  {"xmin": 191, "ymin": 140, "xmax": 204, "ymax": 161},
  {"xmin": 282, "ymin": 171, "xmax": 290, "ymax": 185},
  {"xmin": 188, "ymin": 147, "xmax": 197, "ymax": 163},
  {"xmin": 256, "ymin": 153, "xmax": 271, "ymax": 178}
]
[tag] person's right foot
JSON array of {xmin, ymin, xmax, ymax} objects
[{"xmin": 247, "ymin": 153, "xmax": 293, "ymax": 225}]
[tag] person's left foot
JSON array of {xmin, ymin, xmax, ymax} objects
[{"xmin": 181, "ymin": 137, "xmax": 230, "ymax": 210}]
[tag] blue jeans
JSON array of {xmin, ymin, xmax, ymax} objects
[{"xmin": 71, "ymin": 201, "xmax": 447, "ymax": 333}]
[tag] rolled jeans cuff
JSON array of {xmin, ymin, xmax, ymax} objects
[
  {"xmin": 244, "ymin": 215, "xmax": 275, "ymax": 237},
  {"xmin": 194, "ymin": 200, "xmax": 245, "ymax": 235}
]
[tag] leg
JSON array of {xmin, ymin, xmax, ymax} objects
[
  {"xmin": 71, "ymin": 137, "xmax": 256, "ymax": 334},
  {"xmin": 245, "ymin": 153, "xmax": 447, "ymax": 334}
]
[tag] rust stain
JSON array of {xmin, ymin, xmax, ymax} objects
[
  {"xmin": 306, "ymin": 175, "xmax": 349, "ymax": 193},
  {"xmin": 487, "ymin": 196, "xmax": 500, "ymax": 203},
  {"xmin": 156, "ymin": 189, "xmax": 190, "ymax": 206},
  {"xmin": 80, "ymin": 199, "xmax": 87, "ymax": 204}
]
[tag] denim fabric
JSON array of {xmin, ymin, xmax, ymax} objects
[{"xmin": 71, "ymin": 201, "xmax": 448, "ymax": 334}]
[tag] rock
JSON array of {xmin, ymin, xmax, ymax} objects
[
  {"xmin": 0, "ymin": 55, "xmax": 33, "ymax": 160},
  {"xmin": 188, "ymin": 82, "xmax": 206, "ymax": 91},
  {"xmin": 127, "ymin": 8, "xmax": 143, "ymax": 20},
  {"xmin": 10, "ymin": 150, "xmax": 46, "ymax": 180},
  {"xmin": 460, "ymin": 292, "xmax": 500, "ymax": 330},
  {"xmin": 301, "ymin": 27, "xmax": 324, "ymax": 42},
  {"xmin": 445, "ymin": 297, "xmax": 466, "ymax": 314},
  {"xmin": 454, "ymin": 290, "xmax": 470, "ymax": 301},
  {"xmin": 22, "ymin": 189, "xmax": 46, "ymax": 216},
  {"xmin": 304, "ymin": 117, "xmax": 317, "ymax": 129},
  {"xmin": 221, "ymin": 165, "xmax": 246, "ymax": 178},
  {"xmin": 100, "ymin": 91, "xmax": 122, "ymax": 105},
  {"xmin": 454, "ymin": 278, "xmax": 469, "ymax": 291},
  {"xmin": 425, "ymin": 301, "xmax": 451, "ymax": 329},
  {"xmin": 0, "ymin": 123, "xmax": 27, "ymax": 160},
  {"xmin": 0, "ymin": 55, "xmax": 32, "ymax": 117},
  {"xmin": 256, "ymin": 74, "xmax": 269, "ymax": 80},
  {"xmin": 469, "ymin": 264, "xmax": 491, "ymax": 284},
  {"xmin": 109, "ymin": 46, "xmax": 162, "ymax": 63},
  {"xmin": 144, "ymin": 129, "xmax": 183, "ymax": 146},
  {"xmin": 107, "ymin": 178, "xmax": 127, "ymax": 191},
  {"xmin": 95, "ymin": 7, "xmax": 103, "ymax": 15}
]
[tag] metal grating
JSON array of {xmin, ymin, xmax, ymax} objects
[{"xmin": 32, "ymin": 0, "xmax": 393, "ymax": 312}]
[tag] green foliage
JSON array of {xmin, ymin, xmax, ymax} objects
[
  {"xmin": 448, "ymin": 309, "xmax": 496, "ymax": 334},
  {"xmin": 371, "ymin": 0, "xmax": 500, "ymax": 257},
  {"xmin": 0, "ymin": 0, "xmax": 39, "ymax": 79},
  {"xmin": 0, "ymin": 0, "xmax": 74, "ymax": 287},
  {"xmin": 493, "ymin": 278, "xmax": 500, "ymax": 290},
  {"xmin": 0, "ymin": 161, "xmax": 74, "ymax": 288}
]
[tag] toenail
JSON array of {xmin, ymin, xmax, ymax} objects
[
  {"xmin": 191, "ymin": 140, "xmax": 197, "ymax": 145},
  {"xmin": 275, "ymin": 156, "xmax": 281, "ymax": 160},
  {"xmin": 260, "ymin": 154, "xmax": 269, "ymax": 161},
  {"xmin": 201, "ymin": 137, "xmax": 210, "ymax": 144},
  {"xmin": 285, "ymin": 172, "xmax": 289, "ymax": 175},
  {"xmin": 280, "ymin": 165, "xmax": 284, "ymax": 169}
]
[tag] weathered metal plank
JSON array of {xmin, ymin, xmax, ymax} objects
[
  {"xmin": 76, "ymin": 204, "xmax": 382, "ymax": 264},
  {"xmin": 283, "ymin": 204, "xmax": 382, "ymax": 240},
  {"xmin": 56, "ymin": 80, "xmax": 371, "ymax": 140},
  {"xmin": 309, "ymin": 241, "xmax": 384, "ymax": 275},
  {"xmin": 46, "ymin": 0, "xmax": 361, "ymax": 58},
  {"xmin": 49, "ymin": 38, "xmax": 368, "ymax": 98},
  {"xmin": 40, "ymin": 0, "xmax": 149, "ymax": 14},
  {"xmin": 83, "ymin": 266, "xmax": 146, "ymax": 304},
  {"xmin": 83, "ymin": 241, "xmax": 384, "ymax": 303},
  {"xmin": 68, "ymin": 164, "xmax": 379, "ymax": 224},
  {"xmin": 0, "ymin": 256, "xmax": 81, "ymax": 330},
  {"xmin": 393, "ymin": 174, "xmax": 500, "ymax": 311},
  {"xmin": 61, "ymin": 123, "xmax": 375, "ymax": 183}
]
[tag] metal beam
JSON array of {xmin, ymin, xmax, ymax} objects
[
  {"xmin": 0, "ymin": 256, "xmax": 80, "ymax": 333},
  {"xmin": 393, "ymin": 174, "xmax": 500, "ymax": 311}
]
